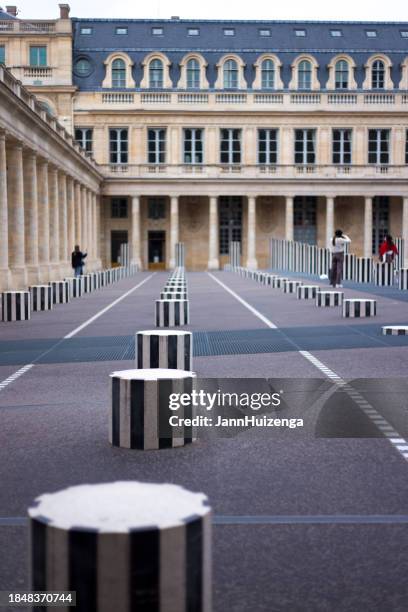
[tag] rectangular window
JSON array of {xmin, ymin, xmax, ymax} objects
[
  {"xmin": 366, "ymin": 30, "xmax": 377, "ymax": 37},
  {"xmin": 259, "ymin": 29, "xmax": 271, "ymax": 36},
  {"xmin": 75, "ymin": 128, "xmax": 93, "ymax": 153},
  {"xmin": 223, "ymin": 28, "xmax": 235, "ymax": 36},
  {"xmin": 258, "ymin": 129, "xmax": 278, "ymax": 164},
  {"xmin": 294, "ymin": 129, "xmax": 316, "ymax": 164},
  {"xmin": 220, "ymin": 129, "xmax": 241, "ymax": 164},
  {"xmin": 295, "ymin": 29, "xmax": 306, "ymax": 37},
  {"xmin": 330, "ymin": 29, "xmax": 342, "ymax": 37},
  {"xmin": 116, "ymin": 27, "xmax": 128, "ymax": 35},
  {"xmin": 332, "ymin": 129, "xmax": 352, "ymax": 164},
  {"xmin": 188, "ymin": 28, "xmax": 200, "ymax": 36},
  {"xmin": 111, "ymin": 198, "xmax": 128, "ymax": 218},
  {"xmin": 219, "ymin": 196, "xmax": 242, "ymax": 255},
  {"xmin": 148, "ymin": 198, "xmax": 166, "ymax": 219},
  {"xmin": 368, "ymin": 129, "xmax": 390, "ymax": 164},
  {"xmin": 148, "ymin": 128, "xmax": 166, "ymax": 164},
  {"xmin": 152, "ymin": 27, "xmax": 163, "ymax": 36},
  {"xmin": 183, "ymin": 128, "xmax": 204, "ymax": 164},
  {"xmin": 29, "ymin": 46, "xmax": 47, "ymax": 67},
  {"xmin": 80, "ymin": 27, "xmax": 93, "ymax": 35},
  {"xmin": 109, "ymin": 128, "xmax": 128, "ymax": 164},
  {"xmin": 400, "ymin": 31, "xmax": 408, "ymax": 38},
  {"xmin": 0, "ymin": 45, "xmax": 5, "ymax": 64}
]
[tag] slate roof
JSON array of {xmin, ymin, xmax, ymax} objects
[
  {"xmin": 0, "ymin": 8, "xmax": 17, "ymax": 19},
  {"xmin": 72, "ymin": 18, "xmax": 408, "ymax": 90}
]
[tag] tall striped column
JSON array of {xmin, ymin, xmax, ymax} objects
[
  {"xmin": 30, "ymin": 285, "xmax": 53, "ymax": 311},
  {"xmin": 136, "ymin": 330, "xmax": 192, "ymax": 370},
  {"xmin": 399, "ymin": 268, "xmax": 408, "ymax": 290},
  {"xmin": 2, "ymin": 291, "xmax": 30, "ymax": 321},
  {"xmin": 374, "ymin": 262, "xmax": 394, "ymax": 286}
]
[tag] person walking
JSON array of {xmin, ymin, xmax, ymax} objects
[
  {"xmin": 379, "ymin": 234, "xmax": 398, "ymax": 264},
  {"xmin": 330, "ymin": 229, "xmax": 351, "ymax": 288},
  {"xmin": 71, "ymin": 245, "xmax": 87, "ymax": 277}
]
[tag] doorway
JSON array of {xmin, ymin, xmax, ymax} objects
[
  {"xmin": 111, "ymin": 230, "xmax": 128, "ymax": 266},
  {"xmin": 294, "ymin": 196, "xmax": 317, "ymax": 245},
  {"xmin": 148, "ymin": 231, "xmax": 166, "ymax": 270},
  {"xmin": 372, "ymin": 196, "xmax": 389, "ymax": 255}
]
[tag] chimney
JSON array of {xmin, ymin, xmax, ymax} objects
[
  {"xmin": 59, "ymin": 3, "xmax": 70, "ymax": 19},
  {"xmin": 6, "ymin": 6, "xmax": 17, "ymax": 16},
  {"xmin": 171, "ymin": 16, "xmax": 180, "ymax": 20}
]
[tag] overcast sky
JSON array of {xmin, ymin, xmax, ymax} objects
[{"xmin": 10, "ymin": 0, "xmax": 408, "ymax": 21}]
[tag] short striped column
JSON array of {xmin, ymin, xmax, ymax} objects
[
  {"xmin": 65, "ymin": 277, "xmax": 84, "ymax": 298},
  {"xmin": 50, "ymin": 281, "xmax": 70, "ymax": 305},
  {"xmin": 382, "ymin": 326, "xmax": 408, "ymax": 336},
  {"xmin": 160, "ymin": 292, "xmax": 187, "ymax": 300},
  {"xmin": 105, "ymin": 270, "xmax": 113, "ymax": 284},
  {"xmin": 30, "ymin": 285, "xmax": 53, "ymax": 312},
  {"xmin": 297, "ymin": 285, "xmax": 319, "ymax": 300},
  {"xmin": 90, "ymin": 272, "xmax": 100, "ymax": 291},
  {"xmin": 1, "ymin": 291, "xmax": 31, "ymax": 321},
  {"xmin": 156, "ymin": 300, "xmax": 189, "ymax": 327},
  {"xmin": 355, "ymin": 257, "xmax": 372, "ymax": 283},
  {"xmin": 29, "ymin": 481, "xmax": 211, "ymax": 611},
  {"xmin": 110, "ymin": 369, "xmax": 196, "ymax": 449},
  {"xmin": 274, "ymin": 277, "xmax": 289, "ymax": 289},
  {"xmin": 82, "ymin": 274, "xmax": 93, "ymax": 293},
  {"xmin": 343, "ymin": 254, "xmax": 356, "ymax": 281},
  {"xmin": 398, "ymin": 268, "xmax": 408, "ymax": 290},
  {"xmin": 342, "ymin": 299, "xmax": 377, "ymax": 318},
  {"xmin": 316, "ymin": 291, "xmax": 343, "ymax": 307},
  {"xmin": 136, "ymin": 330, "xmax": 192, "ymax": 370},
  {"xmin": 374, "ymin": 262, "xmax": 394, "ymax": 286},
  {"xmin": 283, "ymin": 280, "xmax": 302, "ymax": 294}
]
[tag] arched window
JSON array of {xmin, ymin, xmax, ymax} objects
[
  {"xmin": 149, "ymin": 58, "xmax": 164, "ymax": 88},
  {"xmin": 261, "ymin": 59, "xmax": 275, "ymax": 89},
  {"xmin": 112, "ymin": 58, "xmax": 126, "ymax": 88},
  {"xmin": 186, "ymin": 58, "xmax": 200, "ymax": 89},
  {"xmin": 298, "ymin": 60, "xmax": 312, "ymax": 90},
  {"xmin": 223, "ymin": 59, "xmax": 238, "ymax": 89},
  {"xmin": 335, "ymin": 60, "xmax": 348, "ymax": 89},
  {"xmin": 372, "ymin": 60, "xmax": 385, "ymax": 89}
]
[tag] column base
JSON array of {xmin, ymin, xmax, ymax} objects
[
  {"xmin": 9, "ymin": 266, "xmax": 28, "ymax": 290},
  {"xmin": 0, "ymin": 267, "xmax": 12, "ymax": 292},
  {"xmin": 246, "ymin": 259, "xmax": 258, "ymax": 270},
  {"xmin": 207, "ymin": 259, "xmax": 219, "ymax": 270},
  {"xmin": 26, "ymin": 265, "xmax": 40, "ymax": 285},
  {"xmin": 49, "ymin": 263, "xmax": 62, "ymax": 281},
  {"xmin": 38, "ymin": 264, "xmax": 52, "ymax": 284}
]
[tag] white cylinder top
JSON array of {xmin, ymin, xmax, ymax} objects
[
  {"xmin": 29, "ymin": 481, "xmax": 210, "ymax": 532},
  {"xmin": 156, "ymin": 299, "xmax": 188, "ymax": 303},
  {"xmin": 137, "ymin": 330, "xmax": 191, "ymax": 337},
  {"xmin": 344, "ymin": 298, "xmax": 376, "ymax": 302},
  {"xmin": 110, "ymin": 368, "xmax": 195, "ymax": 380}
]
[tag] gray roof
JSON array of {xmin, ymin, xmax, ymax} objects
[
  {"xmin": 0, "ymin": 8, "xmax": 17, "ymax": 19},
  {"xmin": 72, "ymin": 18, "xmax": 408, "ymax": 90}
]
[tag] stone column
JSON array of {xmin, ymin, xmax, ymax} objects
[
  {"xmin": 87, "ymin": 190, "xmax": 94, "ymax": 268},
  {"xmin": 363, "ymin": 196, "xmax": 373, "ymax": 258},
  {"xmin": 24, "ymin": 151, "xmax": 39, "ymax": 283},
  {"xmin": 326, "ymin": 196, "xmax": 335, "ymax": 248},
  {"xmin": 208, "ymin": 196, "xmax": 219, "ymax": 270},
  {"xmin": 58, "ymin": 171, "xmax": 68, "ymax": 272},
  {"xmin": 285, "ymin": 196, "xmax": 294, "ymax": 241},
  {"xmin": 95, "ymin": 194, "xmax": 101, "ymax": 266},
  {"xmin": 131, "ymin": 195, "xmax": 142, "ymax": 268},
  {"xmin": 7, "ymin": 142, "xmax": 27, "ymax": 288},
  {"xmin": 67, "ymin": 177, "xmax": 75, "ymax": 259},
  {"xmin": 246, "ymin": 195, "xmax": 258, "ymax": 269},
  {"xmin": 48, "ymin": 166, "xmax": 60, "ymax": 278},
  {"xmin": 37, "ymin": 159, "xmax": 50, "ymax": 283},
  {"xmin": 403, "ymin": 196, "xmax": 408, "ymax": 267},
  {"xmin": 169, "ymin": 195, "xmax": 179, "ymax": 269},
  {"xmin": 74, "ymin": 181, "xmax": 82, "ymax": 247},
  {"xmin": 81, "ymin": 186, "xmax": 88, "ymax": 256},
  {"xmin": 0, "ymin": 130, "xmax": 10, "ymax": 290}
]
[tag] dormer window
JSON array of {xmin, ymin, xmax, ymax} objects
[
  {"xmin": 149, "ymin": 58, "xmax": 164, "ymax": 88},
  {"xmin": 188, "ymin": 28, "xmax": 200, "ymax": 36},
  {"xmin": 223, "ymin": 59, "xmax": 238, "ymax": 88},
  {"xmin": 366, "ymin": 30, "xmax": 377, "ymax": 38},
  {"xmin": 372, "ymin": 59, "xmax": 385, "ymax": 89},
  {"xmin": 298, "ymin": 59, "xmax": 312, "ymax": 90},
  {"xmin": 330, "ymin": 30, "xmax": 342, "ymax": 37},
  {"xmin": 295, "ymin": 29, "xmax": 306, "ymax": 37},
  {"xmin": 112, "ymin": 58, "xmax": 126, "ymax": 88},
  {"xmin": 152, "ymin": 27, "xmax": 163, "ymax": 36},
  {"xmin": 80, "ymin": 27, "xmax": 92, "ymax": 35},
  {"xmin": 116, "ymin": 27, "xmax": 128, "ymax": 35},
  {"xmin": 224, "ymin": 28, "xmax": 235, "ymax": 36},
  {"xmin": 259, "ymin": 29, "xmax": 271, "ymax": 37}
]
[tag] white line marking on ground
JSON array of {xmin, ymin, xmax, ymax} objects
[
  {"xmin": 209, "ymin": 272, "xmax": 408, "ymax": 463},
  {"xmin": 0, "ymin": 364, "xmax": 34, "ymax": 390}
]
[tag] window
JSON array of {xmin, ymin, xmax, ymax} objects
[
  {"xmin": 148, "ymin": 128, "xmax": 166, "ymax": 164},
  {"xmin": 366, "ymin": 30, "xmax": 377, "ymax": 37},
  {"xmin": 188, "ymin": 28, "xmax": 200, "ymax": 36},
  {"xmin": 186, "ymin": 58, "xmax": 200, "ymax": 88},
  {"xmin": 152, "ymin": 27, "xmax": 163, "ymax": 36},
  {"xmin": 75, "ymin": 58, "xmax": 92, "ymax": 76},
  {"xmin": 368, "ymin": 129, "xmax": 390, "ymax": 164},
  {"xmin": 29, "ymin": 46, "xmax": 47, "ymax": 67},
  {"xmin": 183, "ymin": 128, "xmax": 203, "ymax": 164},
  {"xmin": 330, "ymin": 30, "xmax": 342, "ymax": 37},
  {"xmin": 149, "ymin": 59, "xmax": 163, "ymax": 88},
  {"xmin": 224, "ymin": 28, "xmax": 235, "ymax": 36},
  {"xmin": 80, "ymin": 27, "xmax": 92, "ymax": 35},
  {"xmin": 111, "ymin": 198, "xmax": 128, "ymax": 218},
  {"xmin": 261, "ymin": 59, "xmax": 275, "ymax": 89},
  {"xmin": 75, "ymin": 128, "xmax": 93, "ymax": 153},
  {"xmin": 372, "ymin": 60, "xmax": 385, "ymax": 89},
  {"xmin": 219, "ymin": 197, "xmax": 242, "ymax": 255},
  {"xmin": 295, "ymin": 29, "xmax": 306, "ymax": 37},
  {"xmin": 223, "ymin": 59, "xmax": 238, "ymax": 89},
  {"xmin": 148, "ymin": 198, "xmax": 166, "ymax": 219},
  {"xmin": 400, "ymin": 31, "xmax": 408, "ymax": 38},
  {"xmin": 332, "ymin": 129, "xmax": 352, "ymax": 164},
  {"xmin": 259, "ymin": 29, "xmax": 271, "ymax": 37},
  {"xmin": 294, "ymin": 197, "xmax": 317, "ymax": 244},
  {"xmin": 116, "ymin": 27, "xmax": 128, "ymax": 35},
  {"xmin": 112, "ymin": 58, "xmax": 126, "ymax": 87},
  {"xmin": 298, "ymin": 60, "xmax": 312, "ymax": 90},
  {"xmin": 220, "ymin": 129, "xmax": 241, "ymax": 164},
  {"xmin": 258, "ymin": 129, "xmax": 278, "ymax": 164},
  {"xmin": 335, "ymin": 60, "xmax": 348, "ymax": 89},
  {"xmin": 294, "ymin": 129, "xmax": 316, "ymax": 164},
  {"xmin": 109, "ymin": 128, "xmax": 128, "ymax": 164},
  {"xmin": 0, "ymin": 45, "xmax": 5, "ymax": 64}
]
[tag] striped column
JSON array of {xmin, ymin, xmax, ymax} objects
[
  {"xmin": 208, "ymin": 196, "xmax": 219, "ymax": 270},
  {"xmin": 343, "ymin": 254, "xmax": 356, "ymax": 281},
  {"xmin": 29, "ymin": 481, "xmax": 211, "ymax": 612},
  {"xmin": 82, "ymin": 274, "xmax": 93, "ymax": 293},
  {"xmin": 30, "ymin": 285, "xmax": 53, "ymax": 311},
  {"xmin": 110, "ymin": 369, "xmax": 196, "ymax": 449},
  {"xmin": 297, "ymin": 285, "xmax": 319, "ymax": 300},
  {"xmin": 246, "ymin": 196, "xmax": 257, "ymax": 269},
  {"xmin": 136, "ymin": 330, "xmax": 192, "ymax": 370},
  {"xmin": 399, "ymin": 268, "xmax": 408, "ymax": 290},
  {"xmin": 355, "ymin": 257, "xmax": 372, "ymax": 283},
  {"xmin": 274, "ymin": 277, "xmax": 289, "ymax": 289},
  {"xmin": 283, "ymin": 280, "xmax": 302, "ymax": 294},
  {"xmin": 156, "ymin": 300, "xmax": 189, "ymax": 327},
  {"xmin": 65, "ymin": 277, "xmax": 84, "ymax": 298},
  {"xmin": 342, "ymin": 299, "xmax": 376, "ymax": 318},
  {"xmin": 50, "ymin": 280, "xmax": 70, "ymax": 304},
  {"xmin": 160, "ymin": 291, "xmax": 187, "ymax": 300},
  {"xmin": 382, "ymin": 326, "xmax": 408, "ymax": 336},
  {"xmin": 1, "ymin": 291, "xmax": 30, "ymax": 321},
  {"xmin": 374, "ymin": 262, "xmax": 394, "ymax": 286},
  {"xmin": 316, "ymin": 291, "xmax": 343, "ymax": 307}
]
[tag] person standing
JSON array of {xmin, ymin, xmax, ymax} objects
[
  {"xmin": 379, "ymin": 234, "xmax": 398, "ymax": 264},
  {"xmin": 330, "ymin": 229, "xmax": 351, "ymax": 288},
  {"xmin": 71, "ymin": 245, "xmax": 87, "ymax": 277}
]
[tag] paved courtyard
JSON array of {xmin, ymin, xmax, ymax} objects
[{"xmin": 0, "ymin": 270, "xmax": 407, "ymax": 611}]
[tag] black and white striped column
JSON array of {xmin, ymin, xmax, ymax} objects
[
  {"xmin": 297, "ymin": 285, "xmax": 319, "ymax": 300},
  {"xmin": 1, "ymin": 291, "xmax": 31, "ymax": 321},
  {"xmin": 65, "ymin": 277, "xmax": 84, "ymax": 298},
  {"xmin": 374, "ymin": 262, "xmax": 394, "ymax": 286},
  {"xmin": 382, "ymin": 325, "xmax": 408, "ymax": 336},
  {"xmin": 343, "ymin": 254, "xmax": 356, "ymax": 281},
  {"xmin": 156, "ymin": 300, "xmax": 189, "ymax": 327},
  {"xmin": 342, "ymin": 299, "xmax": 377, "ymax": 318},
  {"xmin": 355, "ymin": 257, "xmax": 372, "ymax": 283},
  {"xmin": 82, "ymin": 274, "xmax": 93, "ymax": 293},
  {"xmin": 283, "ymin": 280, "xmax": 302, "ymax": 294},
  {"xmin": 136, "ymin": 330, "xmax": 192, "ymax": 371},
  {"xmin": 316, "ymin": 291, "xmax": 343, "ymax": 307},
  {"xmin": 29, "ymin": 481, "xmax": 212, "ymax": 612},
  {"xmin": 399, "ymin": 268, "xmax": 408, "ymax": 290},
  {"xmin": 30, "ymin": 285, "xmax": 53, "ymax": 312},
  {"xmin": 110, "ymin": 369, "xmax": 196, "ymax": 449},
  {"xmin": 274, "ymin": 277, "xmax": 289, "ymax": 289},
  {"xmin": 50, "ymin": 281, "xmax": 70, "ymax": 304},
  {"xmin": 160, "ymin": 292, "xmax": 187, "ymax": 300}
]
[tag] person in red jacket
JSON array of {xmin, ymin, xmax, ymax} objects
[{"xmin": 379, "ymin": 235, "xmax": 398, "ymax": 263}]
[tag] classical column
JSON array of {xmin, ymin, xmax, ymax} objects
[
  {"xmin": 95, "ymin": 194, "xmax": 101, "ymax": 265},
  {"xmin": 363, "ymin": 196, "xmax": 373, "ymax": 258},
  {"xmin": 285, "ymin": 196, "xmax": 294, "ymax": 241},
  {"xmin": 403, "ymin": 196, "xmax": 408, "ymax": 267},
  {"xmin": 81, "ymin": 185, "xmax": 88, "ymax": 255},
  {"xmin": 37, "ymin": 160, "xmax": 50, "ymax": 283},
  {"xmin": 246, "ymin": 196, "xmax": 258, "ymax": 269},
  {"xmin": 67, "ymin": 177, "xmax": 75, "ymax": 258},
  {"xmin": 48, "ymin": 166, "xmax": 60, "ymax": 277},
  {"xmin": 169, "ymin": 195, "xmax": 179, "ymax": 269},
  {"xmin": 7, "ymin": 142, "xmax": 27, "ymax": 288},
  {"xmin": 58, "ymin": 171, "xmax": 68, "ymax": 271},
  {"xmin": 208, "ymin": 196, "xmax": 219, "ymax": 270},
  {"xmin": 87, "ymin": 190, "xmax": 94, "ymax": 267},
  {"xmin": 0, "ymin": 130, "xmax": 10, "ymax": 290},
  {"xmin": 74, "ymin": 181, "xmax": 82, "ymax": 247},
  {"xmin": 326, "ymin": 196, "xmax": 335, "ymax": 248},
  {"xmin": 24, "ymin": 151, "xmax": 39, "ymax": 283},
  {"xmin": 131, "ymin": 195, "xmax": 142, "ymax": 268}
]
